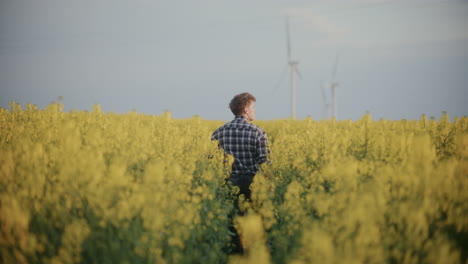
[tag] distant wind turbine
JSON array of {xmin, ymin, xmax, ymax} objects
[
  {"xmin": 329, "ymin": 54, "xmax": 340, "ymax": 119},
  {"xmin": 320, "ymin": 81, "xmax": 331, "ymax": 119},
  {"xmin": 285, "ymin": 16, "xmax": 302, "ymax": 120}
]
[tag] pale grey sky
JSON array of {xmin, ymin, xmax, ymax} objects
[{"xmin": 1, "ymin": 0, "xmax": 467, "ymax": 121}]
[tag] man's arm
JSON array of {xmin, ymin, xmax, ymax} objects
[
  {"xmin": 211, "ymin": 128, "xmax": 219, "ymax": 141},
  {"xmin": 256, "ymin": 130, "xmax": 269, "ymax": 165}
]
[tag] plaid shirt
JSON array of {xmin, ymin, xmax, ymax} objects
[{"xmin": 211, "ymin": 116, "xmax": 269, "ymax": 177}]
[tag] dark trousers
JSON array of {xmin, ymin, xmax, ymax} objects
[
  {"xmin": 226, "ymin": 174, "xmax": 255, "ymax": 253},
  {"xmin": 227, "ymin": 174, "xmax": 255, "ymax": 200}
]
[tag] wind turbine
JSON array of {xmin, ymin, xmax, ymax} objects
[
  {"xmin": 329, "ymin": 54, "xmax": 339, "ymax": 119},
  {"xmin": 285, "ymin": 16, "xmax": 302, "ymax": 120},
  {"xmin": 320, "ymin": 81, "xmax": 331, "ymax": 119}
]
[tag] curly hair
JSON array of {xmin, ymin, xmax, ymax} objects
[{"xmin": 229, "ymin": 92, "xmax": 256, "ymax": 116}]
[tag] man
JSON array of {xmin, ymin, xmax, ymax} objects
[{"xmin": 211, "ymin": 92, "xmax": 269, "ymax": 200}]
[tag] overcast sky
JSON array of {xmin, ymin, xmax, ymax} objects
[{"xmin": 1, "ymin": 0, "xmax": 467, "ymax": 121}]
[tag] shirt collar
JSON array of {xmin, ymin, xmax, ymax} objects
[{"xmin": 234, "ymin": 115, "xmax": 248, "ymax": 121}]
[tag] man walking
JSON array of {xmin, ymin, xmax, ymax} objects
[{"xmin": 211, "ymin": 92, "xmax": 269, "ymax": 200}]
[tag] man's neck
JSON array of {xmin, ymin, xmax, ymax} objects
[{"xmin": 240, "ymin": 114, "xmax": 251, "ymax": 122}]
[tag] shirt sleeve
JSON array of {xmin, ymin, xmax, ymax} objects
[
  {"xmin": 211, "ymin": 129, "xmax": 218, "ymax": 141},
  {"xmin": 256, "ymin": 129, "xmax": 269, "ymax": 165}
]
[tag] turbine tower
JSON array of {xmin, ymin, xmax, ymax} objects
[
  {"xmin": 285, "ymin": 16, "xmax": 301, "ymax": 119},
  {"xmin": 329, "ymin": 54, "xmax": 339, "ymax": 119},
  {"xmin": 321, "ymin": 81, "xmax": 331, "ymax": 119}
]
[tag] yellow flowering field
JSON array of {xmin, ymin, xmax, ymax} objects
[{"xmin": 1, "ymin": 102, "xmax": 467, "ymax": 264}]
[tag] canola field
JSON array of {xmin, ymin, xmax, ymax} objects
[{"xmin": 1, "ymin": 102, "xmax": 467, "ymax": 264}]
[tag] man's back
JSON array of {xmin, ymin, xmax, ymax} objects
[{"xmin": 212, "ymin": 116, "xmax": 268, "ymax": 176}]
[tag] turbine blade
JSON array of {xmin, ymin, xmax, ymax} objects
[
  {"xmin": 320, "ymin": 82, "xmax": 327, "ymax": 103},
  {"xmin": 295, "ymin": 66, "xmax": 303, "ymax": 79},
  {"xmin": 272, "ymin": 64, "xmax": 289, "ymax": 95},
  {"xmin": 286, "ymin": 16, "xmax": 291, "ymax": 61}
]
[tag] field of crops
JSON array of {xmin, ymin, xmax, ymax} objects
[{"xmin": 1, "ymin": 102, "xmax": 467, "ymax": 264}]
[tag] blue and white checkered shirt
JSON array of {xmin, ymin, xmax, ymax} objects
[{"xmin": 211, "ymin": 116, "xmax": 269, "ymax": 177}]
